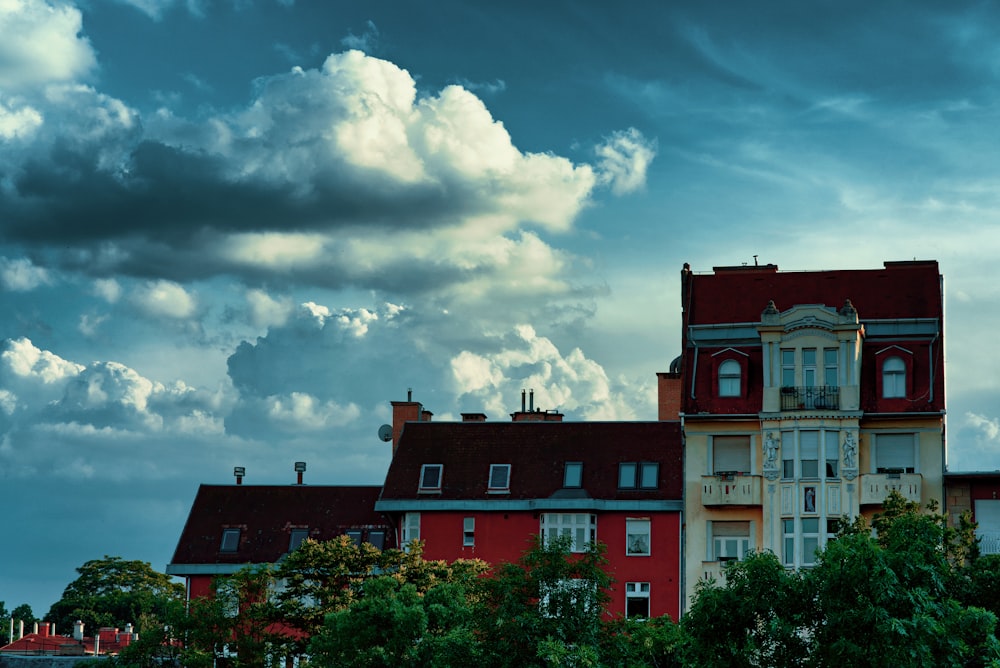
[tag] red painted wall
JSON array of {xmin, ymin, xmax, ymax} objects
[{"xmin": 417, "ymin": 510, "xmax": 681, "ymax": 620}]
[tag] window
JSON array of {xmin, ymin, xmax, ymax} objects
[
  {"xmin": 711, "ymin": 521, "xmax": 750, "ymax": 561},
  {"xmin": 541, "ymin": 513, "xmax": 596, "ymax": 552},
  {"xmin": 781, "ymin": 349, "xmax": 795, "ymax": 387},
  {"xmin": 619, "ymin": 462, "xmax": 659, "ymax": 489},
  {"xmin": 802, "ymin": 348, "xmax": 817, "ymax": 387},
  {"xmin": 289, "ymin": 528, "xmax": 309, "ymax": 552},
  {"xmin": 625, "ymin": 582, "xmax": 650, "ymax": 618},
  {"xmin": 800, "ymin": 431, "xmax": 819, "ymax": 478},
  {"xmin": 718, "ymin": 359, "xmax": 741, "ymax": 397},
  {"xmin": 419, "ymin": 464, "xmax": 443, "ymax": 491},
  {"xmin": 564, "ymin": 461, "xmax": 583, "ymax": 488},
  {"xmin": 825, "ymin": 431, "xmax": 839, "ymax": 478},
  {"xmin": 488, "ymin": 464, "xmax": 511, "ymax": 491},
  {"xmin": 875, "ymin": 433, "xmax": 916, "ymax": 473},
  {"xmin": 826, "ymin": 518, "xmax": 840, "ymax": 545},
  {"xmin": 782, "ymin": 430, "xmax": 794, "ymax": 479},
  {"xmin": 824, "ymin": 348, "xmax": 838, "ymax": 386},
  {"xmin": 802, "ymin": 518, "xmax": 820, "ymax": 566},
  {"xmin": 540, "ymin": 579, "xmax": 596, "ymax": 618},
  {"xmin": 626, "ymin": 519, "xmax": 650, "ymax": 556},
  {"xmin": 346, "ymin": 530, "xmax": 363, "ymax": 547},
  {"xmin": 367, "ymin": 530, "xmax": 386, "ymax": 550},
  {"xmin": 712, "ymin": 435, "xmax": 751, "ymax": 475},
  {"xmin": 883, "ymin": 356, "xmax": 906, "ymax": 398},
  {"xmin": 220, "ymin": 528, "xmax": 240, "ymax": 553},
  {"xmin": 403, "ymin": 512, "xmax": 420, "ymax": 545},
  {"xmin": 463, "ymin": 517, "xmax": 475, "ymax": 547},
  {"xmin": 782, "ymin": 519, "xmax": 795, "ymax": 566}
]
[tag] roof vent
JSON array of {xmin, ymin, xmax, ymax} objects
[{"xmin": 294, "ymin": 461, "xmax": 306, "ymax": 485}]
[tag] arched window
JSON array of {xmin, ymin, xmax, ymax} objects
[
  {"xmin": 718, "ymin": 359, "xmax": 741, "ymax": 397},
  {"xmin": 883, "ymin": 356, "xmax": 906, "ymax": 398}
]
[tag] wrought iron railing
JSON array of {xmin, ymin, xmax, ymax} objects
[{"xmin": 780, "ymin": 386, "xmax": 840, "ymax": 410}]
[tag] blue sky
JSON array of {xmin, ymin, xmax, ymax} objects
[{"xmin": 3, "ymin": 0, "xmax": 1000, "ymax": 615}]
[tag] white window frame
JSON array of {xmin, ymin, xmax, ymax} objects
[
  {"xmin": 801, "ymin": 517, "xmax": 820, "ymax": 566},
  {"xmin": 488, "ymin": 464, "xmax": 511, "ymax": 491},
  {"xmin": 718, "ymin": 359, "xmax": 741, "ymax": 397},
  {"xmin": 626, "ymin": 519, "xmax": 650, "ymax": 556},
  {"xmin": 802, "ymin": 348, "xmax": 817, "ymax": 387},
  {"xmin": 883, "ymin": 356, "xmax": 906, "ymax": 398},
  {"xmin": 709, "ymin": 520, "xmax": 751, "ymax": 562},
  {"xmin": 463, "ymin": 516, "xmax": 475, "ymax": 547},
  {"xmin": 540, "ymin": 513, "xmax": 596, "ymax": 553},
  {"xmin": 712, "ymin": 435, "xmax": 751, "ymax": 475},
  {"xmin": 782, "ymin": 518, "xmax": 795, "ymax": 566},
  {"xmin": 419, "ymin": 464, "xmax": 443, "ymax": 491},
  {"xmin": 625, "ymin": 582, "xmax": 651, "ymax": 618},
  {"xmin": 874, "ymin": 433, "xmax": 917, "ymax": 474},
  {"xmin": 825, "ymin": 430, "xmax": 840, "ymax": 478},
  {"xmin": 540, "ymin": 578, "xmax": 596, "ymax": 617},
  {"xmin": 800, "ymin": 430, "xmax": 819, "ymax": 479},
  {"xmin": 781, "ymin": 348, "xmax": 796, "ymax": 387},
  {"xmin": 402, "ymin": 512, "xmax": 420, "ymax": 545}
]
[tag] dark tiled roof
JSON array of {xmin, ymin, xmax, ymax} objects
[
  {"xmin": 380, "ymin": 421, "xmax": 683, "ymax": 501},
  {"xmin": 684, "ymin": 261, "xmax": 942, "ymax": 326},
  {"xmin": 169, "ymin": 485, "xmax": 390, "ymax": 565}
]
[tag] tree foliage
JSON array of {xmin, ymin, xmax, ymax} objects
[{"xmin": 45, "ymin": 556, "xmax": 183, "ymax": 636}]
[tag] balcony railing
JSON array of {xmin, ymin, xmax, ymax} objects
[
  {"xmin": 859, "ymin": 472, "xmax": 922, "ymax": 505},
  {"xmin": 977, "ymin": 531, "xmax": 1000, "ymax": 555},
  {"xmin": 780, "ymin": 386, "xmax": 840, "ymax": 411},
  {"xmin": 702, "ymin": 474, "xmax": 762, "ymax": 506}
]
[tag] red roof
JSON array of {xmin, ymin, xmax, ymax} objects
[
  {"xmin": 168, "ymin": 485, "xmax": 392, "ymax": 567},
  {"xmin": 683, "ymin": 261, "xmax": 942, "ymax": 326},
  {"xmin": 379, "ymin": 421, "xmax": 683, "ymax": 501}
]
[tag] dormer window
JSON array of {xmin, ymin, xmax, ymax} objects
[
  {"xmin": 220, "ymin": 528, "xmax": 240, "ymax": 553},
  {"xmin": 718, "ymin": 359, "xmax": 741, "ymax": 397},
  {"xmin": 883, "ymin": 356, "xmax": 906, "ymax": 398},
  {"xmin": 488, "ymin": 464, "xmax": 511, "ymax": 491},
  {"xmin": 419, "ymin": 464, "xmax": 443, "ymax": 491},
  {"xmin": 564, "ymin": 461, "xmax": 583, "ymax": 488},
  {"xmin": 289, "ymin": 528, "xmax": 309, "ymax": 552}
]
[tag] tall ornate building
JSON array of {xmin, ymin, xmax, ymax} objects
[{"xmin": 676, "ymin": 261, "xmax": 945, "ymax": 607}]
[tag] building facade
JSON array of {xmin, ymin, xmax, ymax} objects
[
  {"xmin": 677, "ymin": 261, "xmax": 946, "ymax": 607},
  {"xmin": 376, "ymin": 397, "xmax": 685, "ymax": 620},
  {"xmin": 945, "ymin": 472, "xmax": 1000, "ymax": 556}
]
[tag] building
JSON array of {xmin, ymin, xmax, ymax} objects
[
  {"xmin": 676, "ymin": 260, "xmax": 945, "ymax": 607},
  {"xmin": 376, "ymin": 394, "xmax": 685, "ymax": 620},
  {"xmin": 166, "ymin": 468, "xmax": 394, "ymax": 601},
  {"xmin": 0, "ymin": 622, "xmax": 134, "ymax": 657},
  {"xmin": 945, "ymin": 472, "xmax": 1000, "ymax": 555}
]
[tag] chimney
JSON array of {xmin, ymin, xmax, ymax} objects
[
  {"xmin": 18, "ymin": 620, "xmax": 24, "ymax": 639},
  {"xmin": 461, "ymin": 412, "xmax": 487, "ymax": 422},
  {"xmin": 390, "ymin": 389, "xmax": 430, "ymax": 456},
  {"xmin": 510, "ymin": 389, "xmax": 563, "ymax": 422},
  {"xmin": 74, "ymin": 621, "xmax": 85, "ymax": 641},
  {"xmin": 234, "ymin": 466, "xmax": 245, "ymax": 485},
  {"xmin": 657, "ymin": 371, "xmax": 682, "ymax": 421},
  {"xmin": 294, "ymin": 461, "xmax": 306, "ymax": 485},
  {"xmin": 38, "ymin": 622, "xmax": 49, "ymax": 637}
]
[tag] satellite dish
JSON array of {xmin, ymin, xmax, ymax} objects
[{"xmin": 377, "ymin": 424, "xmax": 392, "ymax": 442}]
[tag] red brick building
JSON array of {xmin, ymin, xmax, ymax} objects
[{"xmin": 376, "ymin": 396, "xmax": 684, "ymax": 620}]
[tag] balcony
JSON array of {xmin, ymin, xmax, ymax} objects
[
  {"xmin": 701, "ymin": 474, "xmax": 762, "ymax": 506},
  {"xmin": 977, "ymin": 531, "xmax": 1000, "ymax": 556},
  {"xmin": 859, "ymin": 472, "xmax": 922, "ymax": 505},
  {"xmin": 780, "ymin": 386, "xmax": 840, "ymax": 411}
]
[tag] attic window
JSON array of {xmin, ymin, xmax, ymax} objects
[
  {"xmin": 619, "ymin": 462, "xmax": 659, "ymax": 489},
  {"xmin": 346, "ymin": 530, "xmax": 363, "ymax": 547},
  {"xmin": 489, "ymin": 464, "xmax": 511, "ymax": 491},
  {"xmin": 289, "ymin": 528, "xmax": 309, "ymax": 552},
  {"xmin": 367, "ymin": 530, "xmax": 386, "ymax": 550},
  {"xmin": 564, "ymin": 461, "xmax": 583, "ymax": 488},
  {"xmin": 419, "ymin": 464, "xmax": 443, "ymax": 491},
  {"xmin": 220, "ymin": 528, "xmax": 240, "ymax": 553}
]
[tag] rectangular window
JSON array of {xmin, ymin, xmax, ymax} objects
[
  {"xmin": 826, "ymin": 518, "xmax": 840, "ymax": 545},
  {"xmin": 640, "ymin": 462, "xmax": 659, "ymax": 488},
  {"xmin": 626, "ymin": 519, "xmax": 650, "ymax": 556},
  {"xmin": 802, "ymin": 348, "xmax": 817, "ymax": 387},
  {"xmin": 367, "ymin": 530, "xmax": 386, "ymax": 550},
  {"xmin": 220, "ymin": 528, "xmax": 241, "ymax": 553},
  {"xmin": 625, "ymin": 582, "xmax": 651, "ymax": 618},
  {"xmin": 800, "ymin": 430, "xmax": 819, "ymax": 478},
  {"xmin": 781, "ymin": 349, "xmax": 796, "ymax": 387},
  {"xmin": 419, "ymin": 464, "xmax": 443, "ymax": 491},
  {"xmin": 541, "ymin": 513, "xmax": 596, "ymax": 552},
  {"xmin": 540, "ymin": 579, "xmax": 596, "ymax": 618},
  {"xmin": 825, "ymin": 430, "xmax": 839, "ymax": 478},
  {"xmin": 782, "ymin": 519, "xmax": 795, "ymax": 566},
  {"xmin": 619, "ymin": 462, "xmax": 660, "ymax": 489},
  {"xmin": 489, "ymin": 464, "xmax": 511, "ymax": 491},
  {"xmin": 802, "ymin": 518, "xmax": 820, "ymax": 566},
  {"xmin": 619, "ymin": 462, "xmax": 637, "ymax": 488},
  {"xmin": 711, "ymin": 520, "xmax": 750, "ymax": 561},
  {"xmin": 403, "ymin": 512, "xmax": 420, "ymax": 545},
  {"xmin": 289, "ymin": 528, "xmax": 309, "ymax": 552},
  {"xmin": 463, "ymin": 517, "xmax": 475, "ymax": 547},
  {"xmin": 824, "ymin": 348, "xmax": 838, "ymax": 386},
  {"xmin": 564, "ymin": 462, "xmax": 583, "ymax": 488},
  {"xmin": 346, "ymin": 530, "xmax": 363, "ymax": 547},
  {"xmin": 713, "ymin": 435, "xmax": 751, "ymax": 474},
  {"xmin": 876, "ymin": 434, "xmax": 916, "ymax": 474}
]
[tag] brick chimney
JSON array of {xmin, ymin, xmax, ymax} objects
[
  {"xmin": 461, "ymin": 413, "xmax": 487, "ymax": 422},
  {"xmin": 510, "ymin": 389, "xmax": 563, "ymax": 422},
  {"xmin": 657, "ymin": 370, "xmax": 682, "ymax": 421},
  {"xmin": 390, "ymin": 389, "xmax": 432, "ymax": 455}
]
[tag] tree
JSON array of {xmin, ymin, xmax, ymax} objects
[{"xmin": 46, "ymin": 556, "xmax": 184, "ymax": 637}]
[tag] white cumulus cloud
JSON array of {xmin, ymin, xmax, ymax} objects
[{"xmin": 132, "ymin": 280, "xmax": 197, "ymax": 319}]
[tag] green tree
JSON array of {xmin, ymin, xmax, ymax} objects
[
  {"xmin": 45, "ymin": 556, "xmax": 184, "ymax": 638},
  {"xmin": 474, "ymin": 534, "xmax": 613, "ymax": 668},
  {"xmin": 599, "ymin": 616, "xmax": 685, "ymax": 668}
]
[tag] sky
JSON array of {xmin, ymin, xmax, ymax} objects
[{"xmin": 3, "ymin": 0, "xmax": 1000, "ymax": 616}]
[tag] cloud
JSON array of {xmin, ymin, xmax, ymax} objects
[
  {"xmin": 0, "ymin": 257, "xmax": 51, "ymax": 291},
  {"xmin": 595, "ymin": 127, "xmax": 658, "ymax": 195},
  {"xmin": 246, "ymin": 288, "xmax": 293, "ymax": 329},
  {"xmin": 131, "ymin": 280, "xmax": 197, "ymax": 319},
  {"xmin": 340, "ymin": 19, "xmax": 379, "ymax": 53},
  {"xmin": 0, "ymin": 0, "xmax": 96, "ymax": 91}
]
